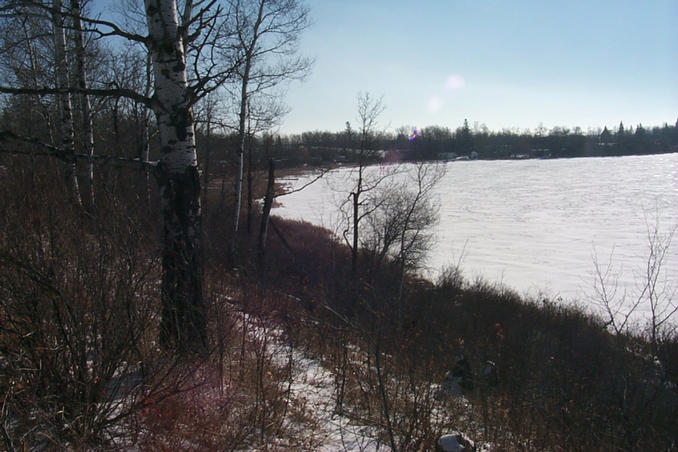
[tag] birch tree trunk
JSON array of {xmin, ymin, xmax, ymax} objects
[
  {"xmin": 52, "ymin": 0, "xmax": 81, "ymax": 205},
  {"xmin": 246, "ymin": 129, "xmax": 254, "ymax": 234},
  {"xmin": 70, "ymin": 0, "xmax": 95, "ymax": 206},
  {"xmin": 231, "ymin": 71, "xmax": 249, "ymax": 261},
  {"xmin": 143, "ymin": 52, "xmax": 153, "ymax": 211},
  {"xmin": 232, "ymin": 0, "xmax": 265, "ymax": 261},
  {"xmin": 229, "ymin": 0, "xmax": 310, "ymax": 260},
  {"xmin": 145, "ymin": 0, "xmax": 206, "ymax": 350}
]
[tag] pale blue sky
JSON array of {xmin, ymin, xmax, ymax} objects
[{"xmin": 280, "ymin": 0, "xmax": 678, "ymax": 134}]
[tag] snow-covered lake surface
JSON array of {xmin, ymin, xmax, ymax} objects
[{"xmin": 273, "ymin": 153, "xmax": 678, "ymax": 322}]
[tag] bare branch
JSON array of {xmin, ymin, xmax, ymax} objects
[
  {"xmin": 0, "ymin": 85, "xmax": 153, "ymax": 108},
  {"xmin": 0, "ymin": 129, "xmax": 158, "ymax": 171},
  {"xmin": 1, "ymin": 1, "xmax": 148, "ymax": 43},
  {"xmin": 275, "ymin": 168, "xmax": 328, "ymax": 198}
]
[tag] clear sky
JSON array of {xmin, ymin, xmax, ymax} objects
[{"xmin": 279, "ymin": 0, "xmax": 678, "ymax": 135}]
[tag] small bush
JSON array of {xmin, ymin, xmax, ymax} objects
[{"xmin": 0, "ymin": 160, "xmax": 169, "ymax": 448}]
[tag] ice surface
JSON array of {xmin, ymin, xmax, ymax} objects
[{"xmin": 273, "ymin": 154, "xmax": 678, "ymax": 324}]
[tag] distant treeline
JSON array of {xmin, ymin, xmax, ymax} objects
[{"xmin": 205, "ymin": 118, "xmax": 678, "ymax": 168}]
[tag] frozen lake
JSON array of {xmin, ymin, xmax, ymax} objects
[{"xmin": 273, "ymin": 153, "xmax": 678, "ymax": 323}]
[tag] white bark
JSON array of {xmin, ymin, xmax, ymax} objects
[
  {"xmin": 231, "ymin": 0, "xmax": 265, "ymax": 259},
  {"xmin": 70, "ymin": 0, "xmax": 95, "ymax": 205},
  {"xmin": 146, "ymin": 0, "xmax": 196, "ymax": 174},
  {"xmin": 230, "ymin": 0, "xmax": 311, "ymax": 258},
  {"xmin": 52, "ymin": 0, "xmax": 81, "ymax": 205},
  {"xmin": 143, "ymin": 51, "xmax": 153, "ymax": 210},
  {"xmin": 145, "ymin": 0, "xmax": 205, "ymax": 349}
]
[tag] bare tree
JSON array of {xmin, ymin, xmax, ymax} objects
[
  {"xmin": 229, "ymin": 0, "xmax": 312, "ymax": 260},
  {"xmin": 70, "ymin": 0, "xmax": 95, "ymax": 206},
  {"xmin": 0, "ymin": 4, "xmax": 55, "ymax": 142},
  {"xmin": 0, "ymin": 0, "xmax": 242, "ymax": 350},
  {"xmin": 363, "ymin": 162, "xmax": 444, "ymax": 315},
  {"xmin": 245, "ymin": 96, "xmax": 290, "ymax": 233},
  {"xmin": 591, "ymin": 217, "xmax": 677, "ymax": 352},
  {"xmin": 338, "ymin": 92, "xmax": 392, "ymax": 275},
  {"xmin": 143, "ymin": 0, "xmax": 207, "ymax": 349},
  {"xmin": 53, "ymin": 0, "xmax": 82, "ymax": 204},
  {"xmin": 193, "ymin": 91, "xmax": 224, "ymax": 202}
]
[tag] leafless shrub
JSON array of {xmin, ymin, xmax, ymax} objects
[
  {"xmin": 591, "ymin": 216, "xmax": 677, "ymax": 350},
  {"xmin": 133, "ymin": 278, "xmax": 315, "ymax": 451},
  {"xmin": 0, "ymin": 163, "xmax": 161, "ymax": 448},
  {"xmin": 0, "ymin": 160, "xmax": 219, "ymax": 449}
]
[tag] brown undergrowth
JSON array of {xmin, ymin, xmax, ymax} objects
[
  {"xmin": 215, "ymin": 201, "xmax": 678, "ymax": 451},
  {"xmin": 1, "ymin": 157, "xmax": 676, "ymax": 450},
  {"xmin": 0, "ymin": 159, "xmax": 317, "ymax": 450}
]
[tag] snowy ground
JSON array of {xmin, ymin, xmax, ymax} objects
[
  {"xmin": 236, "ymin": 308, "xmax": 385, "ymax": 451},
  {"xmin": 274, "ymin": 344, "xmax": 384, "ymax": 451},
  {"xmin": 242, "ymin": 306, "xmax": 493, "ymax": 451}
]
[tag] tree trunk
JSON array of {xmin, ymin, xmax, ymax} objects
[
  {"xmin": 143, "ymin": 52, "xmax": 153, "ymax": 211},
  {"xmin": 112, "ymin": 98, "xmax": 120, "ymax": 144},
  {"xmin": 203, "ymin": 115, "xmax": 212, "ymax": 202},
  {"xmin": 352, "ymin": 191, "xmax": 359, "ymax": 274},
  {"xmin": 21, "ymin": 19, "xmax": 54, "ymax": 143},
  {"xmin": 145, "ymin": 0, "xmax": 206, "ymax": 351},
  {"xmin": 247, "ymin": 132, "xmax": 253, "ymax": 234},
  {"xmin": 232, "ymin": 0, "xmax": 265, "ymax": 261},
  {"xmin": 52, "ymin": 0, "xmax": 81, "ymax": 205},
  {"xmin": 258, "ymin": 158, "xmax": 275, "ymax": 266},
  {"xmin": 231, "ymin": 74, "xmax": 248, "ymax": 262},
  {"xmin": 71, "ymin": 0, "xmax": 95, "ymax": 207},
  {"xmin": 351, "ymin": 165, "xmax": 363, "ymax": 275}
]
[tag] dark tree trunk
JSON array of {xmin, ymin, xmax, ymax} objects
[
  {"xmin": 258, "ymin": 158, "xmax": 275, "ymax": 266},
  {"xmin": 203, "ymin": 117, "xmax": 211, "ymax": 202},
  {"xmin": 158, "ymin": 166, "xmax": 206, "ymax": 350},
  {"xmin": 146, "ymin": 0, "xmax": 206, "ymax": 351}
]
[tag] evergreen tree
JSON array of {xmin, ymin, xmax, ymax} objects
[{"xmin": 457, "ymin": 118, "xmax": 473, "ymax": 152}]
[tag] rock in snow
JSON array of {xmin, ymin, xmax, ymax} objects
[{"xmin": 436, "ymin": 432, "xmax": 476, "ymax": 452}]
